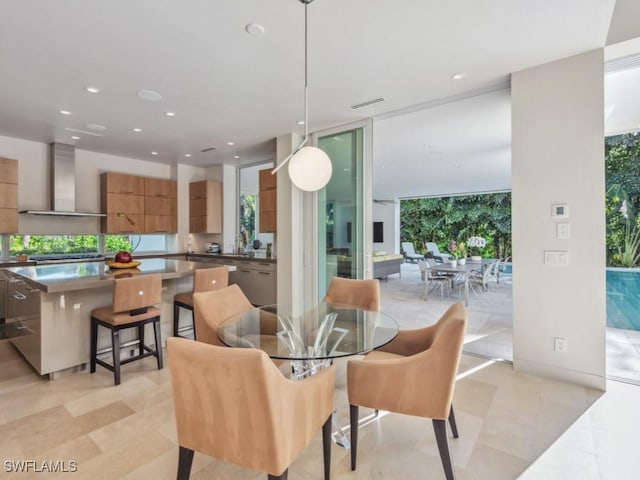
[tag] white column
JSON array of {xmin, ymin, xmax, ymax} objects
[{"xmin": 511, "ymin": 49, "xmax": 606, "ymax": 390}]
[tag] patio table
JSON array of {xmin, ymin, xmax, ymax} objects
[{"xmin": 432, "ymin": 261, "xmax": 485, "ymax": 306}]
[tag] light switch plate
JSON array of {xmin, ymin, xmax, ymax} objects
[
  {"xmin": 557, "ymin": 222, "xmax": 570, "ymax": 239},
  {"xmin": 544, "ymin": 250, "xmax": 569, "ymax": 265}
]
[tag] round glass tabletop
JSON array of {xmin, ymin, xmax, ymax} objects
[{"xmin": 217, "ymin": 303, "xmax": 399, "ymax": 361}]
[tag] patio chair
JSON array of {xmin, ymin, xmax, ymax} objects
[
  {"xmin": 418, "ymin": 260, "xmax": 450, "ymax": 300},
  {"xmin": 425, "ymin": 242, "xmax": 451, "ymax": 263},
  {"xmin": 401, "ymin": 242, "xmax": 424, "ymax": 263}
]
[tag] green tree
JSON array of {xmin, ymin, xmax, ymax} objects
[
  {"xmin": 240, "ymin": 193, "xmax": 256, "ymax": 241},
  {"xmin": 400, "ymin": 192, "xmax": 512, "ymax": 259}
]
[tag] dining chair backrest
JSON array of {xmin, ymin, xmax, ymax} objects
[
  {"xmin": 323, "ymin": 276, "xmax": 380, "ymax": 311},
  {"xmin": 193, "ymin": 284, "xmax": 253, "ymax": 346},
  {"xmin": 167, "ymin": 337, "xmax": 335, "ymax": 478}
]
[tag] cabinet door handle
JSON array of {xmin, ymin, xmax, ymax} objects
[
  {"xmin": 13, "ymin": 292, "xmax": 26, "ymax": 300},
  {"xmin": 239, "ymin": 269, "xmax": 251, "ymax": 273},
  {"xmin": 258, "ymin": 271, "xmax": 271, "ymax": 276}
]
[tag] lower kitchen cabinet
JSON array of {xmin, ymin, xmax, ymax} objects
[{"xmin": 189, "ymin": 255, "xmax": 276, "ymax": 306}]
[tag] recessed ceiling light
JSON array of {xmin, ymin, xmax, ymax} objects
[
  {"xmin": 226, "ymin": 141, "xmax": 235, "ymax": 146},
  {"xmin": 297, "ymin": 120, "xmax": 305, "ymax": 125},
  {"xmin": 245, "ymin": 23, "xmax": 265, "ymax": 36},
  {"xmin": 184, "ymin": 154, "xmax": 192, "ymax": 158},
  {"xmin": 137, "ymin": 89, "xmax": 162, "ymax": 101},
  {"xmin": 451, "ymin": 72, "xmax": 467, "ymax": 80},
  {"xmin": 85, "ymin": 86, "xmax": 101, "ymax": 94},
  {"xmin": 423, "ymin": 144, "xmax": 430, "ymax": 149},
  {"xmin": 87, "ymin": 123, "xmax": 107, "ymax": 131},
  {"xmin": 233, "ymin": 155, "xmax": 240, "ymax": 159},
  {"xmin": 59, "ymin": 110, "xmax": 72, "ymax": 115},
  {"xmin": 71, "ymin": 136, "xmax": 80, "ymax": 140},
  {"xmin": 151, "ymin": 151, "xmax": 158, "ymax": 155},
  {"xmin": 132, "ymin": 128, "xmax": 143, "ymax": 133},
  {"xmin": 164, "ymin": 111, "xmax": 176, "ymax": 117}
]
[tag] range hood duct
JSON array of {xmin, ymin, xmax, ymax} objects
[{"xmin": 20, "ymin": 142, "xmax": 105, "ymax": 217}]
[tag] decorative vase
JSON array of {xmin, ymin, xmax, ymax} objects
[
  {"xmin": 458, "ymin": 258, "xmax": 466, "ymax": 266},
  {"xmin": 450, "ymin": 260, "xmax": 458, "ymax": 268},
  {"xmin": 471, "ymin": 255, "xmax": 482, "ymax": 262}
]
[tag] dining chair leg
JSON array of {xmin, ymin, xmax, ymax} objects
[
  {"xmin": 350, "ymin": 404, "xmax": 359, "ymax": 471},
  {"xmin": 448, "ymin": 405, "xmax": 459, "ymax": 438},
  {"xmin": 173, "ymin": 302, "xmax": 180, "ymax": 337},
  {"xmin": 177, "ymin": 446, "xmax": 194, "ymax": 480},
  {"xmin": 433, "ymin": 419, "xmax": 454, "ymax": 480},
  {"xmin": 268, "ymin": 470, "xmax": 288, "ymax": 480},
  {"xmin": 322, "ymin": 414, "xmax": 332, "ymax": 480}
]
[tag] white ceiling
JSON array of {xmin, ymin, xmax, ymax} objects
[{"xmin": 0, "ymin": 0, "xmax": 634, "ymax": 200}]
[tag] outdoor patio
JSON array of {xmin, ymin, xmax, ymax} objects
[{"xmin": 379, "ymin": 261, "xmax": 640, "ymax": 385}]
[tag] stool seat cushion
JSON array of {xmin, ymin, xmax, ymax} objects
[
  {"xmin": 91, "ymin": 305, "xmax": 161, "ymax": 326},
  {"xmin": 174, "ymin": 292, "xmax": 194, "ymax": 307}
]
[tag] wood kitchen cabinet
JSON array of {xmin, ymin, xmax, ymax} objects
[
  {"xmin": 144, "ymin": 177, "xmax": 177, "ymax": 233},
  {"xmin": 258, "ymin": 168, "xmax": 276, "ymax": 233},
  {"xmin": 0, "ymin": 157, "xmax": 18, "ymax": 233},
  {"xmin": 189, "ymin": 180, "xmax": 222, "ymax": 233},
  {"xmin": 101, "ymin": 172, "xmax": 177, "ymax": 233},
  {"xmin": 101, "ymin": 172, "xmax": 145, "ymax": 233}
]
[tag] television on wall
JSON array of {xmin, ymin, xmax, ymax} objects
[
  {"xmin": 373, "ymin": 222, "xmax": 383, "ymax": 243},
  {"xmin": 346, "ymin": 222, "xmax": 384, "ymax": 243}
]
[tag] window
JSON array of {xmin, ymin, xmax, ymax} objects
[{"xmin": 6, "ymin": 234, "xmax": 167, "ymax": 257}]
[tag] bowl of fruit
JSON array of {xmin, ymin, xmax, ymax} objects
[{"xmin": 106, "ymin": 251, "xmax": 141, "ymax": 269}]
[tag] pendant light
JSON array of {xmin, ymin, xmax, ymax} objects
[{"xmin": 271, "ymin": 0, "xmax": 332, "ymax": 192}]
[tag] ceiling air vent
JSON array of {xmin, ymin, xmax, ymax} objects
[
  {"xmin": 200, "ymin": 147, "xmax": 217, "ymax": 153},
  {"xmin": 350, "ymin": 97, "xmax": 385, "ymax": 110}
]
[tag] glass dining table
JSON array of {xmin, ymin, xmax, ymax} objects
[
  {"xmin": 218, "ymin": 302, "xmax": 399, "ymax": 448},
  {"xmin": 218, "ymin": 302, "xmax": 399, "ymax": 379}
]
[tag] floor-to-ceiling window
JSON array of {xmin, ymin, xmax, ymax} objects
[{"xmin": 317, "ymin": 128, "xmax": 365, "ymax": 298}]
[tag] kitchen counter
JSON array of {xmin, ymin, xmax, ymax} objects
[
  {"xmin": 6, "ymin": 258, "xmax": 217, "ymax": 293},
  {"xmin": 5, "ymin": 259, "xmax": 236, "ymax": 378},
  {"xmin": 188, "ymin": 252, "xmax": 277, "ymax": 263}
]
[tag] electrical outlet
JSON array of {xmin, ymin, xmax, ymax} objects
[{"xmin": 554, "ymin": 337, "xmax": 568, "ymax": 353}]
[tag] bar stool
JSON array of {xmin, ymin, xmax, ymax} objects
[
  {"xmin": 173, "ymin": 266, "xmax": 229, "ymax": 339},
  {"xmin": 90, "ymin": 274, "xmax": 163, "ymax": 386}
]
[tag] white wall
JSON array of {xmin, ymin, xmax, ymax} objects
[
  {"xmin": 511, "ymin": 49, "xmax": 606, "ymax": 390},
  {"xmin": 0, "ymin": 135, "xmax": 176, "ymax": 235},
  {"xmin": 372, "ymin": 201, "xmax": 399, "ymax": 254}
]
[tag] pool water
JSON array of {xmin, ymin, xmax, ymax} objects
[{"xmin": 606, "ymin": 268, "xmax": 640, "ymax": 330}]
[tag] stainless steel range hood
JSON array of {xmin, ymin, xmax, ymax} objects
[{"xmin": 20, "ymin": 142, "xmax": 105, "ymax": 217}]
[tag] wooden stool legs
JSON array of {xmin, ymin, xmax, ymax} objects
[{"xmin": 90, "ymin": 315, "xmax": 163, "ymax": 386}]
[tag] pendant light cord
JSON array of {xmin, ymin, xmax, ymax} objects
[{"xmin": 272, "ymin": 0, "xmax": 314, "ymax": 175}]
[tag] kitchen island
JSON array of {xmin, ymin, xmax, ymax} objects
[{"xmin": 5, "ymin": 259, "xmax": 235, "ymax": 378}]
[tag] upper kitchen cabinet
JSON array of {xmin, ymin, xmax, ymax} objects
[
  {"xmin": 0, "ymin": 157, "xmax": 18, "ymax": 233},
  {"xmin": 101, "ymin": 173, "xmax": 177, "ymax": 234},
  {"xmin": 189, "ymin": 180, "xmax": 222, "ymax": 233},
  {"xmin": 144, "ymin": 178, "xmax": 177, "ymax": 233},
  {"xmin": 101, "ymin": 172, "xmax": 144, "ymax": 233},
  {"xmin": 258, "ymin": 168, "xmax": 276, "ymax": 233}
]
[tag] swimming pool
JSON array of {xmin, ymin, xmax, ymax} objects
[{"xmin": 606, "ymin": 268, "xmax": 640, "ymax": 330}]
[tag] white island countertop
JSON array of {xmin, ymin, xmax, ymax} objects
[{"xmin": 6, "ymin": 258, "xmax": 234, "ymax": 293}]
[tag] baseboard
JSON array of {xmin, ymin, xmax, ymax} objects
[{"xmin": 514, "ymin": 357, "xmax": 606, "ymax": 391}]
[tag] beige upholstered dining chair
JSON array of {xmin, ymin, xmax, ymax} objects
[
  {"xmin": 347, "ymin": 302, "xmax": 467, "ymax": 480},
  {"xmin": 167, "ymin": 337, "xmax": 335, "ymax": 480},
  {"xmin": 322, "ymin": 277, "xmax": 380, "ymax": 311},
  {"xmin": 173, "ymin": 266, "xmax": 229, "ymax": 338},
  {"xmin": 192, "ymin": 284, "xmax": 252, "ymax": 346}
]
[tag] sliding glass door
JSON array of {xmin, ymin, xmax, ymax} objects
[{"xmin": 317, "ymin": 127, "xmax": 365, "ymax": 298}]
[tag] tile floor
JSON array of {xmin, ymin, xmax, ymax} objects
[
  {"xmin": 1, "ymin": 264, "xmax": 639, "ymax": 479},
  {"xmin": 384, "ymin": 261, "xmax": 640, "ymax": 384}
]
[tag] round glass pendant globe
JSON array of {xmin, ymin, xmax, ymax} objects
[{"xmin": 287, "ymin": 146, "xmax": 332, "ymax": 191}]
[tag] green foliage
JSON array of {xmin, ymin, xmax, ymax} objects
[
  {"xmin": 10, "ymin": 235, "xmax": 99, "ymax": 255},
  {"xmin": 606, "ymin": 134, "xmax": 640, "ymax": 266},
  {"xmin": 240, "ymin": 193, "xmax": 256, "ymax": 241},
  {"xmin": 400, "ymin": 192, "xmax": 512, "ymax": 259}
]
